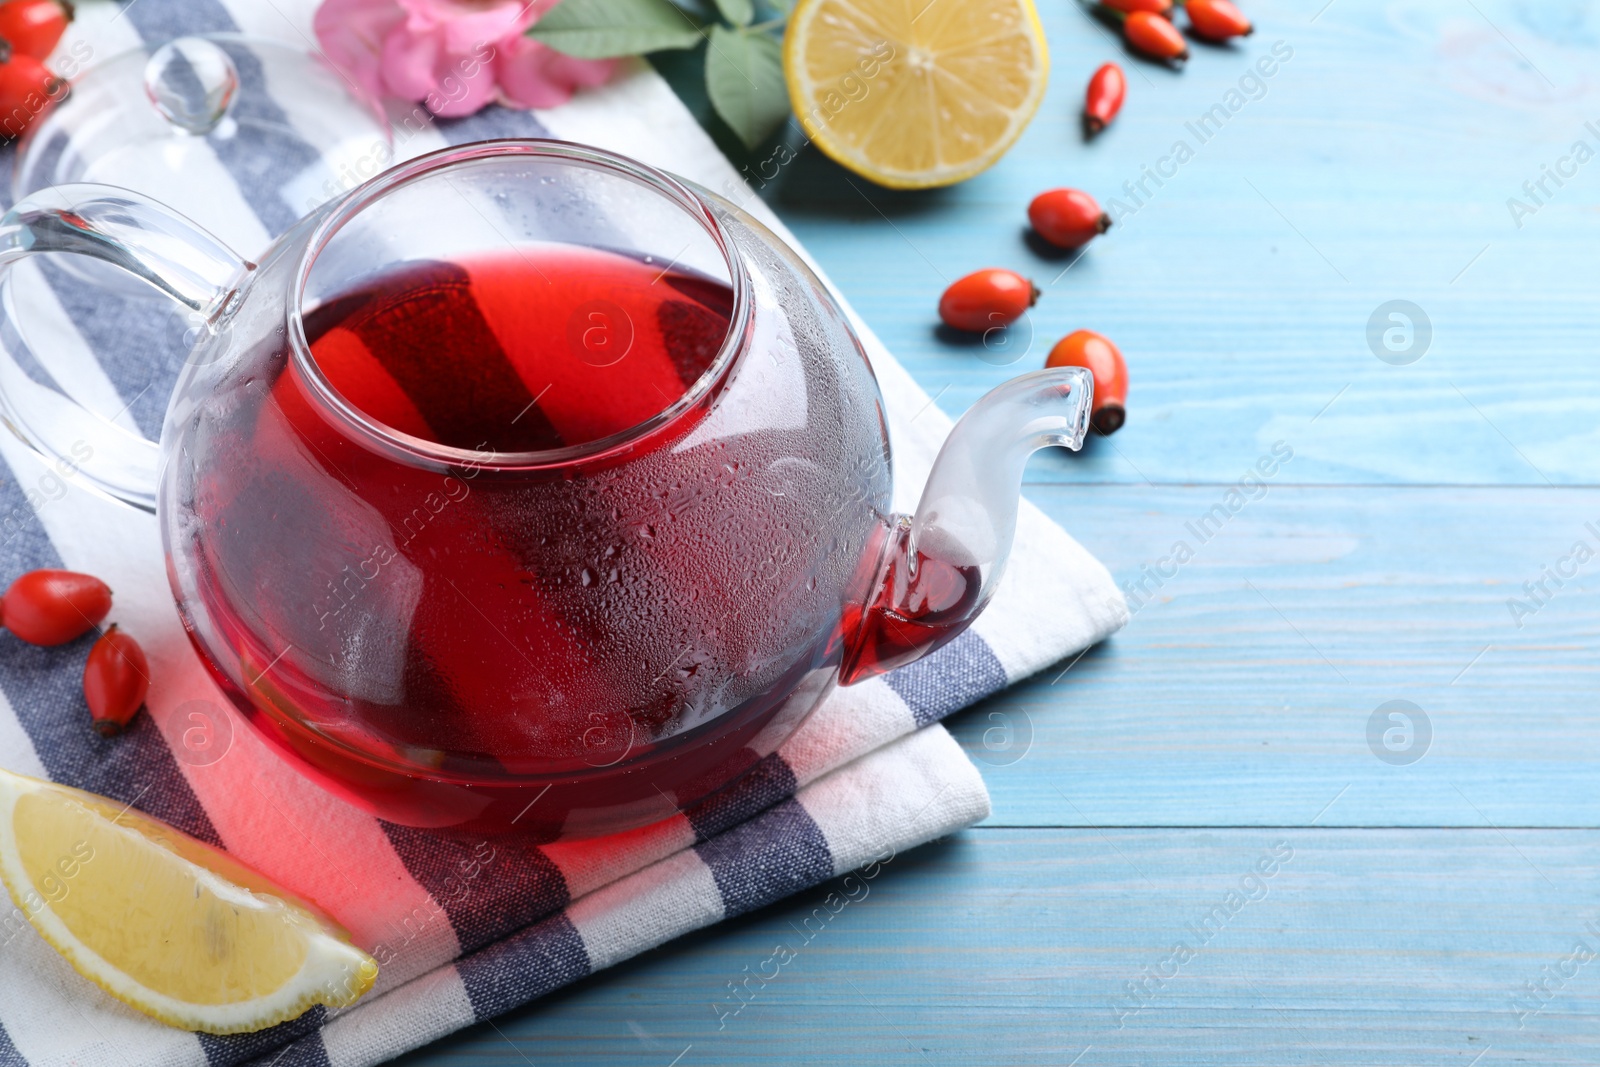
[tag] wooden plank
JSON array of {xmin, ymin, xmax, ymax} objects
[
  {"xmin": 947, "ymin": 484, "xmax": 1600, "ymax": 827},
  {"xmin": 389, "ymin": 6, "xmax": 1600, "ymax": 1067},
  {"xmin": 759, "ymin": 0, "xmax": 1600, "ymax": 486},
  {"xmin": 390, "ymin": 828, "xmax": 1600, "ymax": 1066}
]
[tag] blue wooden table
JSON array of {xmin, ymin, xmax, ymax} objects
[{"xmin": 400, "ymin": 1, "xmax": 1600, "ymax": 1062}]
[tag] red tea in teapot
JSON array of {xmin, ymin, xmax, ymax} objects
[
  {"xmin": 10, "ymin": 142, "xmax": 1090, "ymax": 841},
  {"xmin": 184, "ymin": 244, "xmax": 873, "ymax": 835},
  {"xmin": 302, "ymin": 246, "xmax": 733, "ymax": 454}
]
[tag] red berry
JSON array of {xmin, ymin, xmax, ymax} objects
[
  {"xmin": 1029, "ymin": 189, "xmax": 1111, "ymax": 250},
  {"xmin": 0, "ymin": 52, "xmax": 65, "ymax": 141},
  {"xmin": 938, "ymin": 269, "xmax": 1039, "ymax": 333},
  {"xmin": 0, "ymin": 0, "xmax": 73, "ymax": 61},
  {"xmin": 1186, "ymin": 0, "xmax": 1253, "ymax": 41},
  {"xmin": 1101, "ymin": 0, "xmax": 1172, "ymax": 13},
  {"xmin": 1083, "ymin": 62, "xmax": 1126, "ymax": 137},
  {"xmin": 84, "ymin": 625, "xmax": 149, "ymax": 737},
  {"xmin": 1125, "ymin": 10, "xmax": 1188, "ymax": 61},
  {"xmin": 2, "ymin": 569, "xmax": 111, "ymax": 646},
  {"xmin": 1046, "ymin": 330, "xmax": 1129, "ymax": 435}
]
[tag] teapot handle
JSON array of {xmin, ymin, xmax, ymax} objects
[{"xmin": 0, "ymin": 185, "xmax": 248, "ymax": 512}]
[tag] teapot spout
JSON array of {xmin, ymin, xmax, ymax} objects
[{"xmin": 840, "ymin": 368, "xmax": 1093, "ymax": 685}]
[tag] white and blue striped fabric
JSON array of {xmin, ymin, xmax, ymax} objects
[{"xmin": 0, "ymin": 3, "xmax": 1128, "ymax": 1065}]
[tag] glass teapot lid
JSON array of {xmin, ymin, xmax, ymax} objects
[{"xmin": 13, "ymin": 34, "xmax": 391, "ymax": 249}]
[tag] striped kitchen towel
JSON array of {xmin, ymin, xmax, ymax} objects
[{"xmin": 0, "ymin": 2, "xmax": 1128, "ymax": 1066}]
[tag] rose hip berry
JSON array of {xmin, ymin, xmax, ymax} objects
[
  {"xmin": 1101, "ymin": 0, "xmax": 1172, "ymax": 13},
  {"xmin": 1046, "ymin": 330, "xmax": 1129, "ymax": 435},
  {"xmin": 1186, "ymin": 0, "xmax": 1252, "ymax": 40},
  {"xmin": 1029, "ymin": 189, "xmax": 1112, "ymax": 250},
  {"xmin": 938, "ymin": 269, "xmax": 1039, "ymax": 333},
  {"xmin": 0, "ymin": 53, "xmax": 65, "ymax": 141},
  {"xmin": 0, "ymin": 0, "xmax": 74, "ymax": 61},
  {"xmin": 1083, "ymin": 62, "xmax": 1126, "ymax": 138},
  {"xmin": 1125, "ymin": 10, "xmax": 1188, "ymax": 62},
  {"xmin": 84, "ymin": 625, "xmax": 149, "ymax": 737},
  {"xmin": 2, "ymin": 569, "xmax": 112, "ymax": 646}
]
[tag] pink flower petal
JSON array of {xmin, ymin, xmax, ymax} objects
[
  {"xmin": 313, "ymin": 0, "xmax": 406, "ymax": 110},
  {"xmin": 317, "ymin": 0, "xmax": 615, "ymax": 119},
  {"xmin": 549, "ymin": 49, "xmax": 620, "ymax": 89},
  {"xmin": 400, "ymin": 0, "xmax": 536, "ymax": 51},
  {"xmin": 379, "ymin": 26, "xmax": 444, "ymax": 100},
  {"xmin": 426, "ymin": 47, "xmax": 501, "ymax": 115},
  {"xmin": 495, "ymin": 34, "xmax": 617, "ymax": 110}
]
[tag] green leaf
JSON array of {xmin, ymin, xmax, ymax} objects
[
  {"xmin": 713, "ymin": 0, "xmax": 754, "ymax": 26},
  {"xmin": 705, "ymin": 26, "xmax": 789, "ymax": 149},
  {"xmin": 528, "ymin": 0, "xmax": 704, "ymax": 59}
]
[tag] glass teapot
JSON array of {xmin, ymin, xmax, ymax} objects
[{"xmin": 0, "ymin": 141, "xmax": 1091, "ymax": 839}]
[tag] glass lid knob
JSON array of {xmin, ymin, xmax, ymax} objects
[{"xmin": 143, "ymin": 36, "xmax": 239, "ymax": 135}]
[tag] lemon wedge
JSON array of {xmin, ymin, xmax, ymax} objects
[
  {"xmin": 0, "ymin": 768, "xmax": 375, "ymax": 1034},
  {"xmin": 784, "ymin": 0, "xmax": 1049, "ymax": 189}
]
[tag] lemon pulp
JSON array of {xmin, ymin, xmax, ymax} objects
[
  {"xmin": 785, "ymin": 0, "xmax": 1049, "ymax": 188},
  {"xmin": 0, "ymin": 769, "xmax": 376, "ymax": 1034}
]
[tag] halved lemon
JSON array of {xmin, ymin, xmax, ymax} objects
[
  {"xmin": 0, "ymin": 768, "xmax": 375, "ymax": 1034},
  {"xmin": 784, "ymin": 0, "xmax": 1049, "ymax": 189}
]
